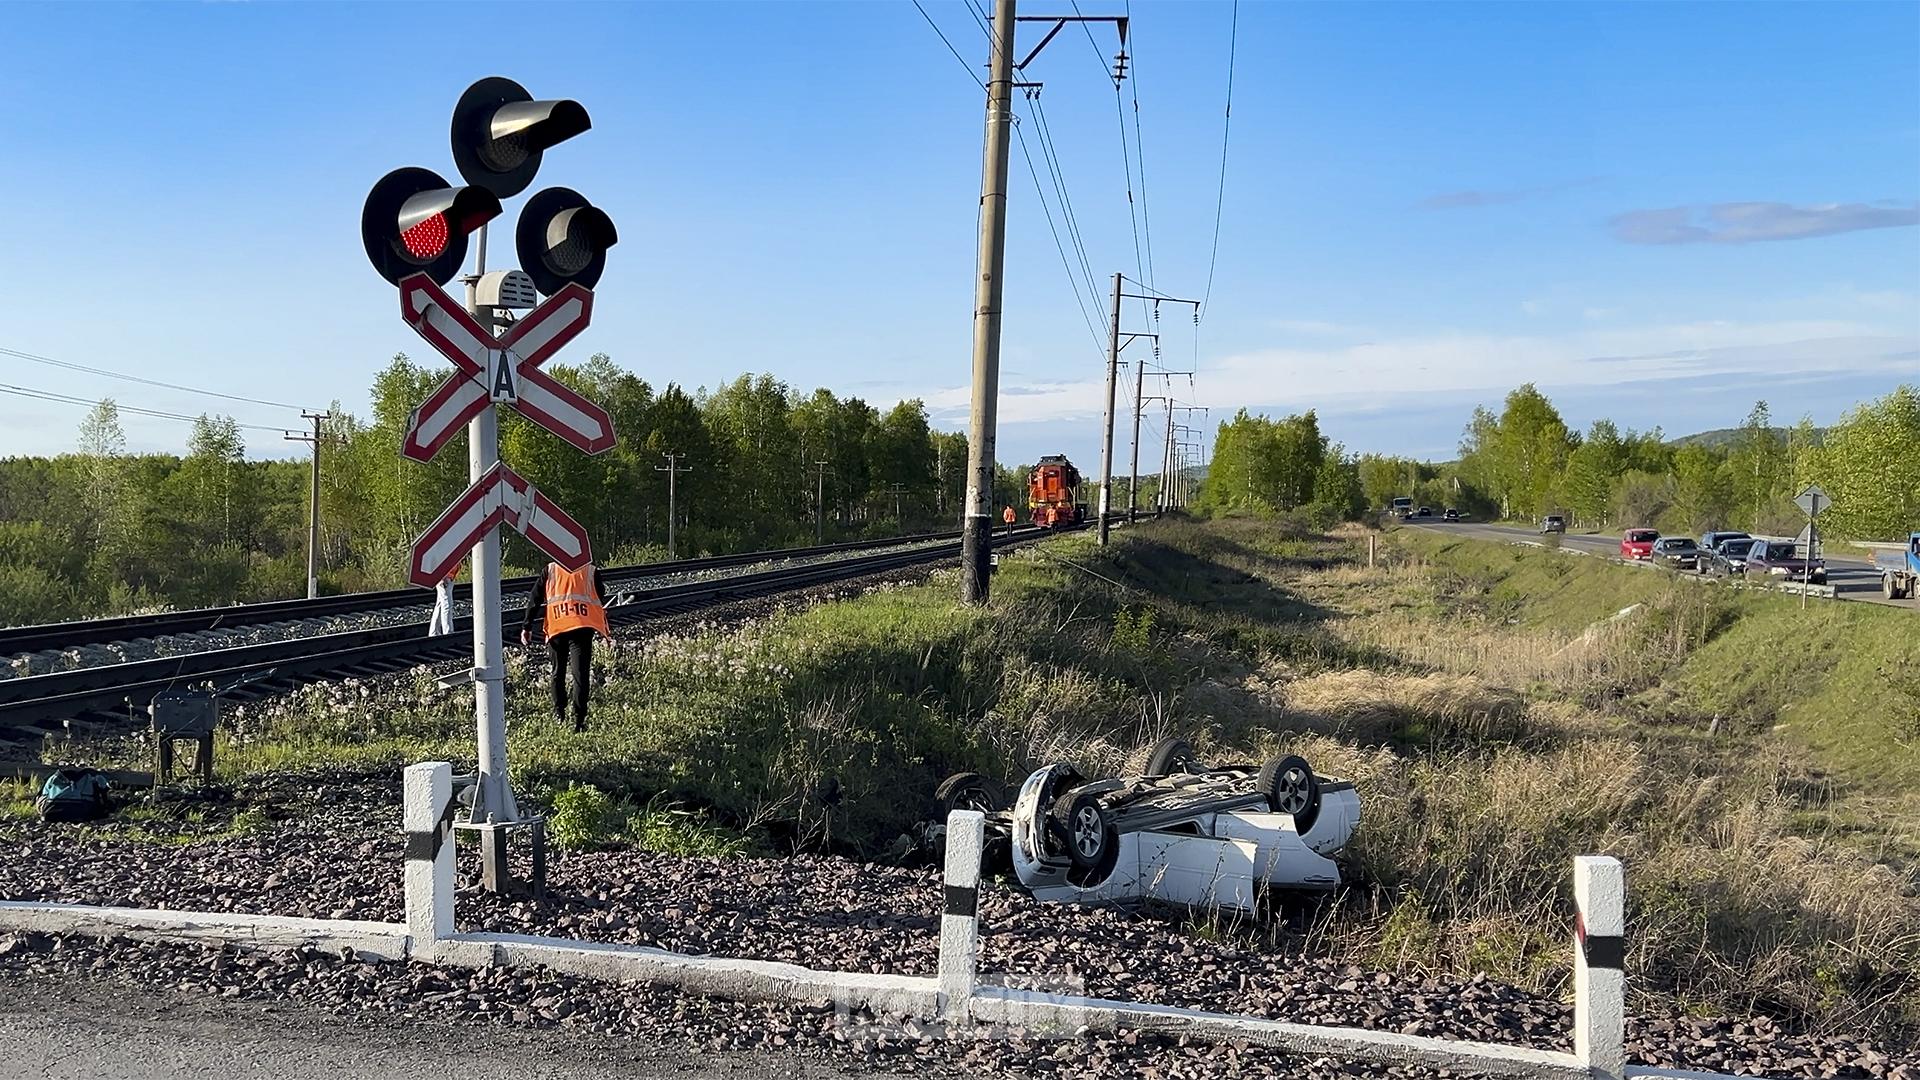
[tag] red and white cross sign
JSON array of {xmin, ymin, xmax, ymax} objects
[
  {"xmin": 398, "ymin": 273, "xmax": 617, "ymax": 462},
  {"xmin": 408, "ymin": 461, "xmax": 593, "ymax": 587}
]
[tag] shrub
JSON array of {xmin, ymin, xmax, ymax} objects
[{"xmin": 549, "ymin": 783, "xmax": 624, "ymax": 851}]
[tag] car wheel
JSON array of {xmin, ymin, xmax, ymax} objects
[
  {"xmin": 1144, "ymin": 737, "xmax": 1202, "ymax": 777},
  {"xmin": 1052, "ymin": 787, "xmax": 1121, "ymax": 880},
  {"xmin": 1259, "ymin": 755, "xmax": 1322, "ymax": 834},
  {"xmin": 1887, "ymin": 575, "xmax": 1900, "ymax": 600},
  {"xmin": 934, "ymin": 772, "xmax": 1004, "ymax": 816}
]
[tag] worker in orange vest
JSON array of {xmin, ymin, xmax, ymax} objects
[
  {"xmin": 519, "ymin": 560, "xmax": 611, "ymax": 730},
  {"xmin": 1002, "ymin": 505, "xmax": 1016, "ymax": 534}
]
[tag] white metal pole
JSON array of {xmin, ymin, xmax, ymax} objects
[{"xmin": 465, "ymin": 225, "xmax": 516, "ymax": 837}]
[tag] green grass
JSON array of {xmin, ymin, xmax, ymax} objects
[
  {"xmin": 1390, "ymin": 526, "xmax": 1920, "ymax": 800},
  {"xmin": 0, "ymin": 779, "xmax": 37, "ymax": 821},
  {"xmin": 37, "ymin": 514, "xmax": 1917, "ymax": 1047}
]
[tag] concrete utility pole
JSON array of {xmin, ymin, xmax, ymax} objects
[
  {"xmin": 283, "ymin": 410, "xmax": 331, "ymax": 599},
  {"xmin": 813, "ymin": 460, "xmax": 830, "ymax": 544},
  {"xmin": 1130, "ymin": 359, "xmax": 1196, "ymax": 521},
  {"xmin": 960, "ymin": 0, "xmax": 1018, "ymax": 603},
  {"xmin": 1167, "ymin": 407, "xmax": 1207, "ymax": 512},
  {"xmin": 1096, "ymin": 273, "xmax": 1123, "ymax": 545},
  {"xmin": 655, "ymin": 452, "xmax": 691, "ymax": 558}
]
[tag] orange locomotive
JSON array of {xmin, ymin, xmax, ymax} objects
[{"xmin": 1027, "ymin": 454, "xmax": 1087, "ymax": 528}]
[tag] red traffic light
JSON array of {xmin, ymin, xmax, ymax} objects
[
  {"xmin": 516, "ymin": 187, "xmax": 618, "ymax": 295},
  {"xmin": 362, "ymin": 167, "xmax": 501, "ymax": 286},
  {"xmin": 452, "ymin": 77, "xmax": 591, "ymax": 200}
]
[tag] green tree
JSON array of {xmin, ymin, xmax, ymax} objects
[{"xmin": 1807, "ymin": 385, "xmax": 1920, "ymax": 539}]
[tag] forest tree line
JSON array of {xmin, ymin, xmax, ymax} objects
[
  {"xmin": 1198, "ymin": 383, "xmax": 1920, "ymax": 541},
  {"xmin": 0, "ymin": 353, "xmax": 1044, "ymax": 624},
  {"xmin": 1403, "ymin": 383, "xmax": 1916, "ymax": 539}
]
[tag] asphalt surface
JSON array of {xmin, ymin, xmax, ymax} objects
[
  {"xmin": 1407, "ymin": 519, "xmax": 1914, "ymax": 610},
  {"xmin": 0, "ymin": 971, "xmax": 875, "ymax": 1080}
]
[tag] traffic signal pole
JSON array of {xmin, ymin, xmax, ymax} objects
[
  {"xmin": 960, "ymin": 0, "xmax": 1017, "ymax": 604},
  {"xmin": 464, "ymin": 224, "xmax": 519, "ymax": 877}
]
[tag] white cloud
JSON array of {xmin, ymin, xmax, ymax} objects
[
  {"xmin": 1610, "ymin": 201, "xmax": 1919, "ymax": 245},
  {"xmin": 921, "ymin": 320, "xmax": 1917, "ymax": 427}
]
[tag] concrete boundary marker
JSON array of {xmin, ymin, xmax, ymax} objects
[
  {"xmin": 0, "ymin": 765, "xmax": 1783, "ymax": 1080},
  {"xmin": 968, "ymin": 988, "xmax": 1588, "ymax": 1080},
  {"xmin": 0, "ymin": 901, "xmax": 408, "ymax": 961},
  {"xmin": 428, "ymin": 933, "xmax": 938, "ymax": 1016}
]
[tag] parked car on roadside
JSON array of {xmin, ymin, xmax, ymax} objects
[
  {"xmin": 1699, "ymin": 530, "xmax": 1751, "ymax": 555},
  {"xmin": 1706, "ymin": 537, "xmax": 1758, "ymax": 577},
  {"xmin": 1620, "ymin": 528, "xmax": 1660, "ymax": 560},
  {"xmin": 1742, "ymin": 539, "xmax": 1826, "ymax": 584},
  {"xmin": 1650, "ymin": 536, "xmax": 1700, "ymax": 570},
  {"xmin": 1540, "ymin": 515, "xmax": 1566, "ymax": 534}
]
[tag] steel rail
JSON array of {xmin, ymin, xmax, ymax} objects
[
  {"xmin": 0, "ymin": 525, "xmax": 1074, "ymax": 737},
  {"xmin": 0, "ymin": 529, "xmax": 978, "ymax": 656}
]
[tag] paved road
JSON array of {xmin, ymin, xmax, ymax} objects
[
  {"xmin": 0, "ymin": 973, "xmax": 874, "ymax": 1080},
  {"xmin": 1406, "ymin": 520, "xmax": 1915, "ymax": 610}
]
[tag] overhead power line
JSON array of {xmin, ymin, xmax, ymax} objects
[
  {"xmin": 0, "ymin": 382, "xmax": 295, "ymax": 435},
  {"xmin": 1124, "ymin": 0, "xmax": 1156, "ymax": 301},
  {"xmin": 1014, "ymin": 108, "xmax": 1107, "ymax": 361},
  {"xmin": 1200, "ymin": 0, "xmax": 1239, "ymax": 317},
  {"xmin": 911, "ymin": 0, "xmax": 987, "ymax": 90},
  {"xmin": 0, "ymin": 344, "xmax": 313, "ymax": 412}
]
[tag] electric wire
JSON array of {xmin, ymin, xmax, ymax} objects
[
  {"xmin": 0, "ymin": 344, "xmax": 314, "ymax": 412},
  {"xmin": 1031, "ymin": 94, "xmax": 1107, "ymax": 335},
  {"xmin": 1200, "ymin": 0, "xmax": 1238, "ymax": 317},
  {"xmin": 1013, "ymin": 110, "xmax": 1108, "ymax": 360},
  {"xmin": 0, "ymin": 382, "xmax": 294, "ymax": 435},
  {"xmin": 1069, "ymin": 0, "xmax": 1148, "ymax": 325},
  {"xmin": 911, "ymin": 0, "xmax": 986, "ymax": 90},
  {"xmin": 1124, "ymin": 0, "xmax": 1156, "ymax": 302}
]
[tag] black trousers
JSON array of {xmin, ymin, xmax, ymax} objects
[{"xmin": 547, "ymin": 627, "xmax": 595, "ymax": 726}]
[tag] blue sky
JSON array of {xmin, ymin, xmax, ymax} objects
[{"xmin": 1, "ymin": 0, "xmax": 1915, "ymax": 469}]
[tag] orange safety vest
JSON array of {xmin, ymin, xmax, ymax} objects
[
  {"xmin": 1002, "ymin": 506, "xmax": 1016, "ymax": 524},
  {"xmin": 543, "ymin": 564, "xmax": 610, "ymax": 641}
]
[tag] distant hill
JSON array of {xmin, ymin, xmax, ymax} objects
[{"xmin": 1667, "ymin": 426, "xmax": 1826, "ymax": 450}]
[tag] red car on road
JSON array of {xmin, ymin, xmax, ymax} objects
[{"xmin": 1620, "ymin": 528, "xmax": 1659, "ymax": 560}]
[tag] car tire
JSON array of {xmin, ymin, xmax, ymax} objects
[
  {"xmin": 934, "ymin": 772, "xmax": 1004, "ymax": 816},
  {"xmin": 1887, "ymin": 575, "xmax": 1900, "ymax": 600},
  {"xmin": 1260, "ymin": 755, "xmax": 1321, "ymax": 835},
  {"xmin": 1144, "ymin": 737, "xmax": 1202, "ymax": 777},
  {"xmin": 1053, "ymin": 789, "xmax": 1114, "ymax": 872}
]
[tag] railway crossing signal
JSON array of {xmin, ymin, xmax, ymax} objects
[
  {"xmin": 397, "ymin": 273, "xmax": 614, "ymax": 462},
  {"xmin": 362, "ymin": 76, "xmax": 619, "ymax": 895},
  {"xmin": 362, "ymin": 167, "xmax": 502, "ymax": 286},
  {"xmin": 516, "ymin": 186, "xmax": 619, "ymax": 295},
  {"xmin": 408, "ymin": 462, "xmax": 592, "ymax": 587},
  {"xmin": 451, "ymin": 77, "xmax": 591, "ymax": 199}
]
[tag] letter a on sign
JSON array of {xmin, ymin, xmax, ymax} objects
[{"xmin": 489, "ymin": 350, "xmax": 518, "ymax": 404}]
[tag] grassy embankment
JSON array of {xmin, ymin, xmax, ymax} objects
[{"xmin": 45, "ymin": 515, "xmax": 1920, "ymax": 1046}]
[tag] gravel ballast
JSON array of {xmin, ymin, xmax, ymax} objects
[{"xmin": 0, "ymin": 770, "xmax": 1909, "ymax": 1079}]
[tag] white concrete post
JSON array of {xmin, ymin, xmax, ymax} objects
[
  {"xmin": 1573, "ymin": 855, "xmax": 1625, "ymax": 1080},
  {"xmin": 937, "ymin": 809, "xmax": 985, "ymax": 1023},
  {"xmin": 404, "ymin": 762, "xmax": 455, "ymax": 952}
]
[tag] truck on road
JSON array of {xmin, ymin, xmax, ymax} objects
[{"xmin": 1878, "ymin": 533, "xmax": 1920, "ymax": 600}]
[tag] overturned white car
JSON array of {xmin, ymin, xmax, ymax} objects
[{"xmin": 931, "ymin": 739, "xmax": 1360, "ymax": 915}]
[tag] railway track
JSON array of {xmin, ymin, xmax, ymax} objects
[
  {"xmin": 0, "ymin": 524, "xmax": 1068, "ymax": 749},
  {"xmin": 0, "ymin": 529, "xmax": 977, "ymax": 658}
]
